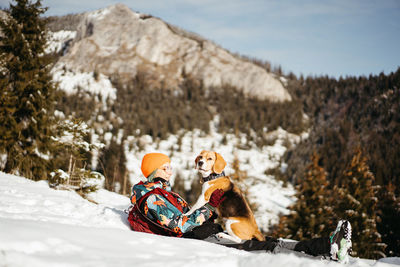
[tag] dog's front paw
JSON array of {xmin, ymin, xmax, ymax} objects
[
  {"xmin": 215, "ymin": 232, "xmax": 242, "ymax": 243},
  {"xmin": 216, "ymin": 233, "xmax": 225, "ymax": 240}
]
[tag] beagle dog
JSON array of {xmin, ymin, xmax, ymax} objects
[{"xmin": 186, "ymin": 150, "xmax": 265, "ymax": 243}]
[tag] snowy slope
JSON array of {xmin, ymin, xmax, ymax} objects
[{"xmin": 1, "ymin": 172, "xmax": 399, "ymax": 267}]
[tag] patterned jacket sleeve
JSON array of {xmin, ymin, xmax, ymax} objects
[{"xmin": 145, "ymin": 194, "xmax": 212, "ymax": 234}]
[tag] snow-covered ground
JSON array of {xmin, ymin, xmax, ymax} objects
[
  {"xmin": 46, "ymin": 30, "xmax": 77, "ymax": 55},
  {"xmin": 1, "ymin": 172, "xmax": 399, "ymax": 267},
  {"xmin": 52, "ymin": 64, "xmax": 117, "ymax": 104}
]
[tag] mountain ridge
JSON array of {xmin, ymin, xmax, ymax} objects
[{"xmin": 49, "ymin": 3, "xmax": 291, "ymax": 102}]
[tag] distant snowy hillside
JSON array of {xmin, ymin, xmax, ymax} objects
[{"xmin": 1, "ymin": 172, "xmax": 399, "ymax": 267}]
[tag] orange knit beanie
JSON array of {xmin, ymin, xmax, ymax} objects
[{"xmin": 141, "ymin": 153, "xmax": 171, "ymax": 179}]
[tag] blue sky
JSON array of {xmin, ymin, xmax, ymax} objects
[{"xmin": 1, "ymin": 0, "xmax": 399, "ymax": 78}]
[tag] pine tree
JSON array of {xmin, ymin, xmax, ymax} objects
[
  {"xmin": 0, "ymin": 0, "xmax": 57, "ymax": 180},
  {"xmin": 50, "ymin": 118, "xmax": 104, "ymax": 194},
  {"xmin": 377, "ymin": 183, "xmax": 400, "ymax": 257},
  {"xmin": 274, "ymin": 153, "xmax": 334, "ymax": 239},
  {"xmin": 335, "ymin": 148, "xmax": 385, "ymax": 259}
]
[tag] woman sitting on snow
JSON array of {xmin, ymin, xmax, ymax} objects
[{"xmin": 127, "ymin": 153, "xmax": 352, "ymax": 263}]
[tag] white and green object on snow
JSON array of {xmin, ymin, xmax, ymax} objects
[{"xmin": 330, "ymin": 220, "xmax": 352, "ymax": 263}]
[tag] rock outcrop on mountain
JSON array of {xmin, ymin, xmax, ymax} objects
[{"xmin": 54, "ymin": 4, "xmax": 291, "ymax": 102}]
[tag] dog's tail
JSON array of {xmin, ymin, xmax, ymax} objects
[{"xmin": 254, "ymin": 229, "xmax": 266, "ymax": 241}]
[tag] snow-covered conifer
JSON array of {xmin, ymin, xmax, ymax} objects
[
  {"xmin": 0, "ymin": 0, "xmax": 57, "ymax": 180},
  {"xmin": 51, "ymin": 118, "xmax": 104, "ymax": 193}
]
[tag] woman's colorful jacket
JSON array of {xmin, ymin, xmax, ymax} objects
[{"xmin": 130, "ymin": 179, "xmax": 213, "ymax": 235}]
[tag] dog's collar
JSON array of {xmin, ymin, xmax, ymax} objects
[{"xmin": 202, "ymin": 171, "xmax": 226, "ymax": 182}]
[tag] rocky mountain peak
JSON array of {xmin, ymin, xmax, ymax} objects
[{"xmin": 56, "ymin": 4, "xmax": 291, "ymax": 101}]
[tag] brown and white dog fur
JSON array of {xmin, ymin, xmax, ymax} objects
[{"xmin": 185, "ymin": 150, "xmax": 265, "ymax": 243}]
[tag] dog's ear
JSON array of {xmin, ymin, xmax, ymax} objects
[
  {"xmin": 212, "ymin": 152, "xmax": 226, "ymax": 174},
  {"xmin": 195, "ymin": 155, "xmax": 201, "ymax": 166}
]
